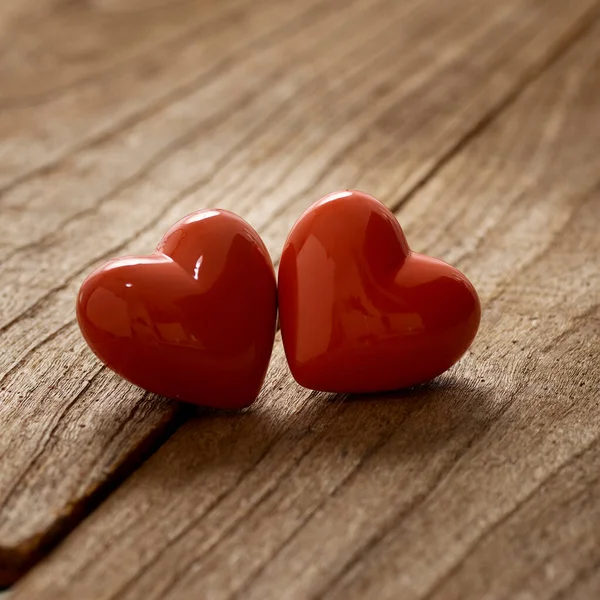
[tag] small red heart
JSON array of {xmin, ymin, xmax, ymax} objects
[
  {"xmin": 77, "ymin": 210, "xmax": 277, "ymax": 409},
  {"xmin": 278, "ymin": 190, "xmax": 481, "ymax": 393}
]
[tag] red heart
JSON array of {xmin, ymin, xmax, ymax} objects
[
  {"xmin": 278, "ymin": 191, "xmax": 481, "ymax": 393},
  {"xmin": 77, "ymin": 210, "xmax": 277, "ymax": 409}
]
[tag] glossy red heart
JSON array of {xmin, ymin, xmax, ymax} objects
[
  {"xmin": 278, "ymin": 190, "xmax": 481, "ymax": 393},
  {"xmin": 77, "ymin": 210, "xmax": 277, "ymax": 409}
]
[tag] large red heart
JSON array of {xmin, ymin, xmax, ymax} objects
[
  {"xmin": 278, "ymin": 190, "xmax": 481, "ymax": 393},
  {"xmin": 77, "ymin": 210, "xmax": 277, "ymax": 409}
]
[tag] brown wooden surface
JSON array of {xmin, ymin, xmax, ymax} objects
[{"xmin": 1, "ymin": 0, "xmax": 600, "ymax": 597}]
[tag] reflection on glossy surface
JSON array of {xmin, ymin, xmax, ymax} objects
[
  {"xmin": 77, "ymin": 210, "xmax": 277, "ymax": 409},
  {"xmin": 278, "ymin": 190, "xmax": 481, "ymax": 393}
]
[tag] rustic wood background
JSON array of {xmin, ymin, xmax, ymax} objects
[{"xmin": 1, "ymin": 0, "xmax": 599, "ymax": 597}]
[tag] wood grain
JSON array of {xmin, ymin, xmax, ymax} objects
[
  {"xmin": 1, "ymin": 0, "xmax": 599, "ymax": 586},
  {"xmin": 10, "ymin": 5, "xmax": 600, "ymax": 598}
]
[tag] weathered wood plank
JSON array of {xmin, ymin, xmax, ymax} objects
[
  {"xmin": 2, "ymin": 0, "xmax": 598, "ymax": 584},
  {"xmin": 12, "ymin": 11, "xmax": 600, "ymax": 599}
]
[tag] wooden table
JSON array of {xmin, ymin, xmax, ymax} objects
[{"xmin": 1, "ymin": 0, "xmax": 599, "ymax": 597}]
